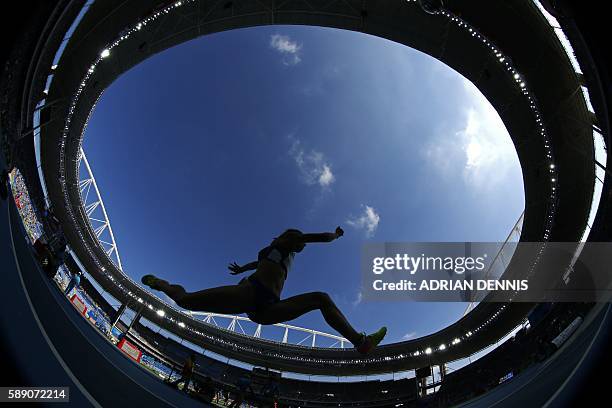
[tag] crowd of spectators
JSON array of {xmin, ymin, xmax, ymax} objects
[
  {"xmin": 8, "ymin": 167, "xmax": 44, "ymax": 243},
  {"xmin": 6, "ymin": 167, "xmax": 71, "ymax": 278}
]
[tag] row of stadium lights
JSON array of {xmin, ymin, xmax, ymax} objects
[
  {"xmin": 435, "ymin": 5, "xmax": 556, "ymax": 312},
  {"xmin": 56, "ymin": 0, "xmax": 555, "ymax": 366},
  {"xmin": 437, "ymin": 7, "xmax": 558, "ymax": 242},
  {"xmin": 412, "ymin": 0, "xmax": 559, "ymax": 239}
]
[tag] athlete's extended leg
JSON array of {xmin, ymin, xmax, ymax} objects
[
  {"xmin": 142, "ymin": 275, "xmax": 255, "ymax": 314},
  {"xmin": 250, "ymin": 291, "xmax": 387, "ymax": 352},
  {"xmin": 249, "ymin": 291, "xmax": 363, "ymax": 345}
]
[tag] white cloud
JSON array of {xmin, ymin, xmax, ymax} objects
[
  {"xmin": 352, "ymin": 292, "xmax": 363, "ymax": 307},
  {"xmin": 347, "ymin": 205, "xmax": 380, "ymax": 237},
  {"xmin": 319, "ymin": 165, "xmax": 335, "ymax": 187},
  {"xmin": 402, "ymin": 331, "xmax": 417, "ymax": 340},
  {"xmin": 270, "ymin": 34, "xmax": 302, "ymax": 65},
  {"xmin": 288, "ymin": 134, "xmax": 335, "ymax": 189},
  {"xmin": 422, "ymin": 78, "xmax": 518, "ymax": 189}
]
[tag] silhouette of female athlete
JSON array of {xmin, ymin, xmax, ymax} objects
[{"xmin": 141, "ymin": 227, "xmax": 386, "ymax": 353}]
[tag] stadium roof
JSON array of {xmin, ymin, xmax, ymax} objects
[{"xmin": 28, "ymin": 0, "xmax": 597, "ymax": 374}]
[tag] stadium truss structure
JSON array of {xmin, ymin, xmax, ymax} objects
[
  {"xmin": 190, "ymin": 312, "xmax": 349, "ymax": 348},
  {"xmin": 12, "ymin": 0, "xmax": 607, "ymax": 375},
  {"xmin": 77, "ymin": 148, "xmax": 123, "ymax": 270},
  {"xmin": 462, "ymin": 212, "xmax": 524, "ymax": 317}
]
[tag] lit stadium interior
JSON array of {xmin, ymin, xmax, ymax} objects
[{"xmin": 1, "ymin": 0, "xmax": 611, "ymax": 407}]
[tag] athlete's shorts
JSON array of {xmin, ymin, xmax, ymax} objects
[{"xmin": 242, "ymin": 275, "xmax": 280, "ymax": 322}]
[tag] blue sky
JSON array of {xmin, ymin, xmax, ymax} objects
[{"xmin": 83, "ymin": 25, "xmax": 524, "ymax": 345}]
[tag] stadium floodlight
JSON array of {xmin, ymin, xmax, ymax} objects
[
  {"xmin": 425, "ymin": 347, "xmax": 432, "ymax": 355},
  {"xmin": 439, "ymin": 344, "xmax": 446, "ymax": 350},
  {"xmin": 178, "ymin": 322, "xmax": 185, "ymax": 328},
  {"xmin": 137, "ymin": 297, "xmax": 143, "ymax": 303},
  {"xmin": 100, "ymin": 49, "xmax": 110, "ymax": 58},
  {"xmin": 147, "ymin": 304, "xmax": 153, "ymax": 310},
  {"xmin": 552, "ymin": 178, "xmax": 556, "ymax": 182}
]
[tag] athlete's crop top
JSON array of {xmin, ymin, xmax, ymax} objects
[{"xmin": 257, "ymin": 245, "xmax": 295, "ymax": 279}]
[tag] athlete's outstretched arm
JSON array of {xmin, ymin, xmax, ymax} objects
[
  {"xmin": 302, "ymin": 226, "xmax": 344, "ymax": 243},
  {"xmin": 228, "ymin": 261, "xmax": 258, "ymax": 275}
]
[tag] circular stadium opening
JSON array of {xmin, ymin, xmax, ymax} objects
[{"xmin": 80, "ymin": 24, "xmax": 524, "ymax": 356}]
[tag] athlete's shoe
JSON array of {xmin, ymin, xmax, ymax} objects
[
  {"xmin": 356, "ymin": 327, "xmax": 387, "ymax": 354},
  {"xmin": 141, "ymin": 274, "xmax": 162, "ymax": 290}
]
